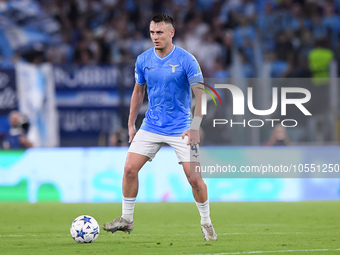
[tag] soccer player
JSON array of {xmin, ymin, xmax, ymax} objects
[{"xmin": 103, "ymin": 13, "xmax": 217, "ymax": 241}]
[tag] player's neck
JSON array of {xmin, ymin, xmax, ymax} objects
[{"xmin": 155, "ymin": 44, "xmax": 174, "ymax": 58}]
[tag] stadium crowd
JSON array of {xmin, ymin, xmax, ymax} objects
[
  {"xmin": 1, "ymin": 0, "xmax": 340, "ymax": 146},
  {"xmin": 0, "ymin": 0, "xmax": 340, "ymax": 78}
]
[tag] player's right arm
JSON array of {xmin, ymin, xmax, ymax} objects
[
  {"xmin": 129, "ymin": 54, "xmax": 146, "ymax": 142},
  {"xmin": 128, "ymin": 83, "xmax": 146, "ymax": 143}
]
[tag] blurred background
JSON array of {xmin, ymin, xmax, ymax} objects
[{"xmin": 0, "ymin": 0, "xmax": 339, "ymax": 203}]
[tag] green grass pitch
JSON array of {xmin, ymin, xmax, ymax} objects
[{"xmin": 1, "ymin": 202, "xmax": 340, "ymax": 255}]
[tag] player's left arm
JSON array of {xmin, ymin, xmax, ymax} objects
[
  {"xmin": 181, "ymin": 55, "xmax": 204, "ymax": 146},
  {"xmin": 189, "ymin": 83, "xmax": 205, "ymax": 145}
]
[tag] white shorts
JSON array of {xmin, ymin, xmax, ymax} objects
[{"xmin": 128, "ymin": 129, "xmax": 200, "ymax": 163}]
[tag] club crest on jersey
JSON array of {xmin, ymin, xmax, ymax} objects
[{"xmin": 169, "ymin": 64, "xmax": 180, "ymax": 73}]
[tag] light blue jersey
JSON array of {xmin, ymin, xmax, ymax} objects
[{"xmin": 135, "ymin": 45, "xmax": 203, "ymax": 136}]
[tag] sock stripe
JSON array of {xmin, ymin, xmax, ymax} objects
[
  {"xmin": 123, "ymin": 198, "xmax": 136, "ymax": 202},
  {"xmin": 197, "ymin": 201, "xmax": 209, "ymax": 207}
]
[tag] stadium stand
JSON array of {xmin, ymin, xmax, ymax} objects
[{"xmin": 0, "ymin": 0, "xmax": 340, "ymax": 146}]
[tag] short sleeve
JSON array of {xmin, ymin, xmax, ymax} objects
[
  {"xmin": 186, "ymin": 55, "xmax": 203, "ymax": 86},
  {"xmin": 135, "ymin": 55, "xmax": 146, "ymax": 85}
]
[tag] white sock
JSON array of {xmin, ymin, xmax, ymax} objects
[
  {"xmin": 122, "ymin": 196, "xmax": 136, "ymax": 223},
  {"xmin": 196, "ymin": 200, "xmax": 212, "ymax": 225}
]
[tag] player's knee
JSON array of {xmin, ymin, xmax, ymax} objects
[
  {"xmin": 188, "ymin": 178, "xmax": 206, "ymax": 191},
  {"xmin": 124, "ymin": 164, "xmax": 138, "ymax": 180}
]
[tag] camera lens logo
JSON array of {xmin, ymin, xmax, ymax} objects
[{"xmin": 197, "ymin": 82, "xmax": 222, "ymax": 106}]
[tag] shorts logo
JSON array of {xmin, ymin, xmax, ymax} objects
[{"xmin": 169, "ymin": 64, "xmax": 180, "ymax": 73}]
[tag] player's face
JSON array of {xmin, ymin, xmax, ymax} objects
[{"xmin": 150, "ymin": 21, "xmax": 174, "ymax": 51}]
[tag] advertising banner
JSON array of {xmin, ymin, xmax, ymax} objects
[
  {"xmin": 0, "ymin": 147, "xmax": 339, "ymax": 203},
  {"xmin": 0, "ymin": 68, "xmax": 17, "ymax": 115},
  {"xmin": 54, "ymin": 66, "xmax": 122, "ymax": 146}
]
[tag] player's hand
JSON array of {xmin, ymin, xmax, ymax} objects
[
  {"xmin": 181, "ymin": 129, "xmax": 200, "ymax": 146},
  {"xmin": 128, "ymin": 125, "xmax": 137, "ymax": 143}
]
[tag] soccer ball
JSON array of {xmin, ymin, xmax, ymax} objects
[{"xmin": 70, "ymin": 215, "xmax": 100, "ymax": 243}]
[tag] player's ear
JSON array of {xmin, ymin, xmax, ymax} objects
[{"xmin": 170, "ymin": 28, "xmax": 175, "ymax": 38}]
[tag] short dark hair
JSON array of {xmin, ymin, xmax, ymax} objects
[{"xmin": 151, "ymin": 13, "xmax": 175, "ymax": 28}]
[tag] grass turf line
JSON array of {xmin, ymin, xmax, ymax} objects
[{"xmin": 1, "ymin": 202, "xmax": 339, "ymax": 255}]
